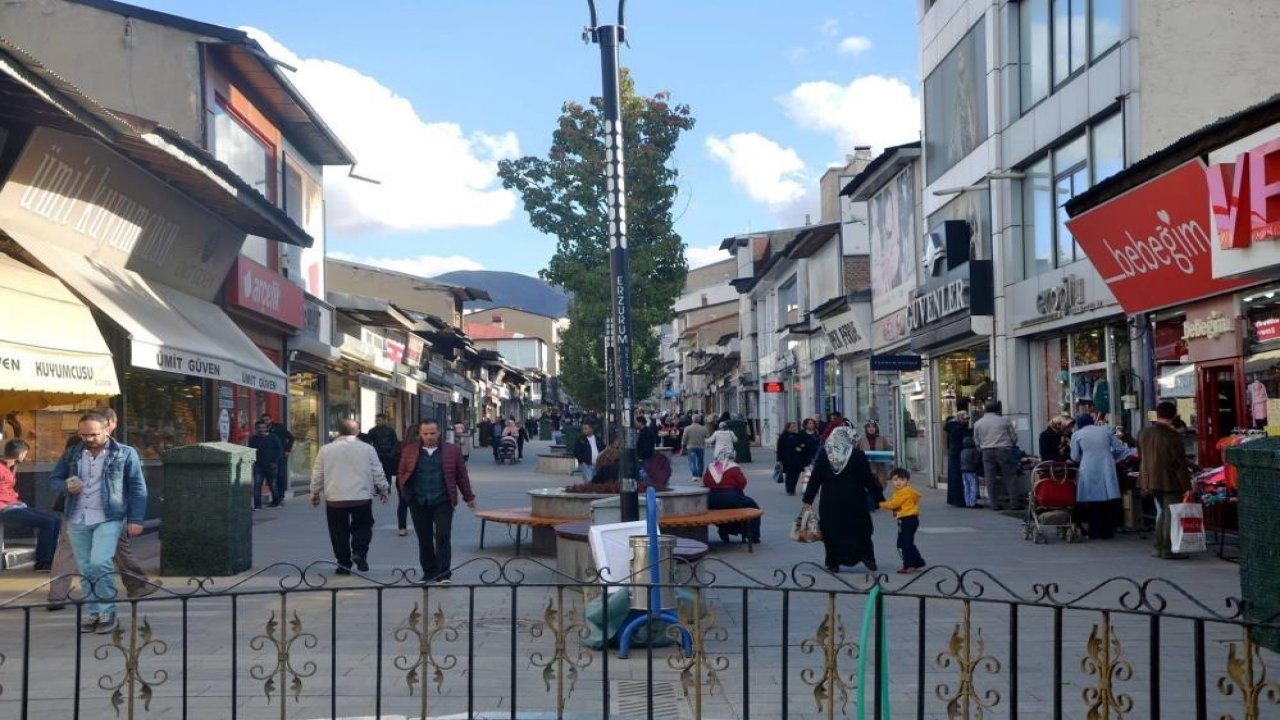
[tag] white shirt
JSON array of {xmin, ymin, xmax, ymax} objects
[
  {"xmin": 73, "ymin": 448, "xmax": 108, "ymax": 526},
  {"xmin": 310, "ymin": 436, "xmax": 390, "ymax": 502},
  {"xmin": 586, "ymin": 436, "xmax": 601, "ymax": 465}
]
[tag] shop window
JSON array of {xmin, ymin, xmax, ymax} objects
[
  {"xmin": 1022, "ymin": 114, "xmax": 1123, "ymax": 277},
  {"xmin": 777, "ymin": 277, "xmax": 800, "ymax": 327},
  {"xmin": 288, "ymin": 372, "xmax": 322, "ymax": 480},
  {"xmin": 212, "ymin": 103, "xmax": 274, "ymax": 201},
  {"xmin": 1, "ymin": 399, "xmax": 107, "ymax": 465},
  {"xmin": 1244, "ymin": 288, "xmax": 1280, "ymax": 430},
  {"xmin": 123, "ymin": 371, "xmax": 202, "ymax": 460},
  {"xmin": 1018, "ymin": 0, "xmax": 1123, "ymax": 112},
  {"xmin": 935, "ymin": 347, "xmax": 992, "ymax": 422}
]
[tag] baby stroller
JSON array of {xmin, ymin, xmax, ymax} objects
[
  {"xmin": 1022, "ymin": 461, "xmax": 1082, "ymax": 544},
  {"xmin": 497, "ymin": 435, "xmax": 520, "ymax": 464}
]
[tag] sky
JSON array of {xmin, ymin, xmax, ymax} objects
[{"xmin": 135, "ymin": 1, "xmax": 922, "ymax": 276}]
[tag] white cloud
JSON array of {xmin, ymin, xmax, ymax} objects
[
  {"xmin": 780, "ymin": 75, "xmax": 921, "ymax": 153},
  {"xmin": 705, "ymin": 133, "xmax": 811, "ymax": 211},
  {"xmin": 820, "ymin": 19, "xmax": 840, "ymax": 37},
  {"xmin": 837, "ymin": 36, "xmax": 873, "ymax": 56},
  {"xmin": 685, "ymin": 244, "xmax": 731, "ymax": 269},
  {"xmin": 245, "ymin": 28, "xmax": 519, "ymax": 236},
  {"xmin": 328, "ymin": 251, "xmax": 484, "ymax": 277}
]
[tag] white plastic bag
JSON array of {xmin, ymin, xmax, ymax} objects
[
  {"xmin": 791, "ymin": 507, "xmax": 822, "ymax": 543},
  {"xmin": 1169, "ymin": 502, "xmax": 1207, "ymax": 554}
]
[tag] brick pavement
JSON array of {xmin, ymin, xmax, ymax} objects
[{"xmin": 0, "ymin": 439, "xmax": 1265, "ymax": 719}]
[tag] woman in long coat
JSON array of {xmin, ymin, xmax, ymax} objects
[
  {"xmin": 802, "ymin": 424, "xmax": 884, "ymax": 572},
  {"xmin": 1069, "ymin": 413, "xmax": 1132, "ymax": 539},
  {"xmin": 944, "ymin": 411, "xmax": 973, "ymax": 507}
]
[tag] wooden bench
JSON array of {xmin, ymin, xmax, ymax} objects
[
  {"xmin": 659, "ymin": 508, "xmax": 764, "ymax": 553},
  {"xmin": 475, "ymin": 508, "xmax": 577, "ymax": 556},
  {"xmin": 476, "ymin": 507, "xmax": 764, "ymax": 555}
]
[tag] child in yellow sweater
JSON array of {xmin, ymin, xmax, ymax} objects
[{"xmin": 880, "ymin": 467, "xmax": 925, "ymax": 574}]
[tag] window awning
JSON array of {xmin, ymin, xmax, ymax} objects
[
  {"xmin": 0, "ymin": 253, "xmax": 120, "ymax": 409},
  {"xmin": 17, "ymin": 242, "xmax": 287, "ymax": 395}
]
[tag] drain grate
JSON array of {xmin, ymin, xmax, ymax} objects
[{"xmin": 610, "ymin": 679, "xmax": 691, "ymax": 719}]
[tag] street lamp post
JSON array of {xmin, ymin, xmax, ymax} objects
[{"xmin": 585, "ymin": 0, "xmax": 638, "ymax": 522}]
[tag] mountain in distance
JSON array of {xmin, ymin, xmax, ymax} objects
[{"xmin": 435, "ymin": 270, "xmax": 571, "ymax": 318}]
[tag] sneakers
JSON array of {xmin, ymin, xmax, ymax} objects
[
  {"xmin": 79, "ymin": 613, "xmax": 100, "ymax": 633},
  {"xmin": 334, "ymin": 566, "xmax": 351, "ymax": 576},
  {"xmin": 353, "ymin": 557, "xmax": 369, "ymax": 572},
  {"xmin": 398, "ymin": 529, "xmax": 408, "ymax": 537},
  {"xmin": 95, "ymin": 612, "xmax": 118, "ymax": 635}
]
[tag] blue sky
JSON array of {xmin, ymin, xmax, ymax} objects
[{"xmin": 137, "ymin": 1, "xmax": 921, "ymax": 277}]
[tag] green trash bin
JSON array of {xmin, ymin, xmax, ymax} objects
[
  {"xmin": 160, "ymin": 442, "xmax": 256, "ymax": 576},
  {"xmin": 1225, "ymin": 437, "xmax": 1280, "ymax": 652},
  {"xmin": 539, "ymin": 417, "xmax": 553, "ymax": 441}
]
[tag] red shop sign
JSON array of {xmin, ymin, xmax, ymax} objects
[
  {"xmin": 762, "ymin": 381, "xmax": 785, "ymax": 393},
  {"xmin": 225, "ymin": 256, "xmax": 305, "ymax": 328},
  {"xmin": 1066, "ymin": 161, "xmax": 1251, "ymax": 315},
  {"xmin": 1257, "ymin": 317, "xmax": 1280, "ymax": 344}
]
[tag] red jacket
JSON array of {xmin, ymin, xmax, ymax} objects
[
  {"xmin": 396, "ymin": 441, "xmax": 475, "ymax": 507},
  {"xmin": 0, "ymin": 461, "xmax": 19, "ymax": 509},
  {"xmin": 702, "ymin": 465, "xmax": 748, "ymax": 493}
]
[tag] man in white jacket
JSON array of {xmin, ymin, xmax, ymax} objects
[{"xmin": 311, "ymin": 419, "xmax": 390, "ymax": 574}]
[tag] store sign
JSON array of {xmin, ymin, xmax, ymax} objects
[
  {"xmin": 237, "ymin": 367, "xmax": 285, "ymax": 394},
  {"xmin": 906, "ymin": 280, "xmax": 968, "ymax": 332},
  {"xmin": 0, "ymin": 127, "xmax": 242, "ymax": 301},
  {"xmin": 383, "ymin": 331, "xmax": 407, "ymax": 365},
  {"xmin": 1207, "ymin": 134, "xmax": 1280, "ymax": 279},
  {"xmin": 820, "ymin": 307, "xmax": 871, "ymax": 357},
  {"xmin": 762, "ymin": 381, "xmax": 785, "ymax": 393},
  {"xmin": 1182, "ymin": 312, "xmax": 1234, "ymax": 341},
  {"xmin": 870, "ymin": 354, "xmax": 923, "ymax": 372},
  {"xmin": 300, "ymin": 296, "xmax": 333, "ymax": 346},
  {"xmin": 1256, "ymin": 317, "xmax": 1280, "ymax": 344},
  {"xmin": 405, "ymin": 335, "xmax": 425, "ymax": 366},
  {"xmin": 872, "ymin": 308, "xmax": 910, "ymax": 347},
  {"xmin": 358, "ymin": 373, "xmax": 397, "ymax": 395},
  {"xmin": 1066, "ymin": 160, "xmax": 1251, "ymax": 314},
  {"xmin": 338, "ymin": 332, "xmax": 377, "ymax": 365},
  {"xmin": 1037, "ymin": 274, "xmax": 1087, "ymax": 317},
  {"xmin": 226, "ymin": 256, "xmax": 304, "ymax": 328},
  {"xmin": 360, "ymin": 328, "xmax": 396, "ymax": 372}
]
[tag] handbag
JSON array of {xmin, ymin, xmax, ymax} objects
[
  {"xmin": 790, "ymin": 506, "xmax": 822, "ymax": 543},
  {"xmin": 772, "ymin": 462, "xmax": 784, "ymax": 484},
  {"xmin": 51, "ymin": 492, "xmax": 66, "ymax": 513},
  {"xmin": 1169, "ymin": 499, "xmax": 1207, "ymax": 554}
]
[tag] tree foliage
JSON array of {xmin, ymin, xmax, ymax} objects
[{"xmin": 497, "ymin": 71, "xmax": 694, "ymax": 410}]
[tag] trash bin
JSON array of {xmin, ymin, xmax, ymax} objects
[
  {"xmin": 160, "ymin": 442, "xmax": 256, "ymax": 576},
  {"xmin": 539, "ymin": 418, "xmax": 553, "ymax": 441},
  {"xmin": 727, "ymin": 420, "xmax": 752, "ymax": 463},
  {"xmin": 1226, "ymin": 437, "xmax": 1280, "ymax": 653},
  {"xmin": 628, "ymin": 534, "xmax": 676, "ymax": 611}
]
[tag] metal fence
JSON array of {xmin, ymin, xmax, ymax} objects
[{"xmin": 0, "ymin": 559, "xmax": 1277, "ymax": 719}]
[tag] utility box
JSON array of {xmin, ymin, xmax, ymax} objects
[
  {"xmin": 160, "ymin": 442, "xmax": 256, "ymax": 576},
  {"xmin": 1226, "ymin": 437, "xmax": 1280, "ymax": 653}
]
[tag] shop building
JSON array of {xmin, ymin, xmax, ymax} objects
[
  {"xmin": 1066, "ymin": 97, "xmax": 1280, "ymax": 467},
  {"xmin": 0, "ymin": 38, "xmax": 314, "ymax": 513}
]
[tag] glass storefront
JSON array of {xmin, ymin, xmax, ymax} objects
[
  {"xmin": 326, "ymin": 372, "xmax": 360, "ymax": 441},
  {"xmin": 0, "ymin": 398, "xmax": 108, "ymax": 464},
  {"xmin": 1154, "ymin": 316, "xmax": 1200, "ymax": 464},
  {"xmin": 934, "ymin": 344, "xmax": 992, "ymax": 420},
  {"xmin": 289, "ymin": 371, "xmax": 323, "ymax": 480},
  {"xmin": 1244, "ymin": 286, "xmax": 1280, "ymax": 430},
  {"xmin": 901, "ymin": 370, "xmax": 928, "ymax": 473},
  {"xmin": 1040, "ymin": 324, "xmax": 1132, "ymax": 424},
  {"xmin": 123, "ymin": 371, "xmax": 203, "ymax": 460}
]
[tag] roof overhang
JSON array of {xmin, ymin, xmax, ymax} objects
[
  {"xmin": 328, "ymin": 290, "xmax": 420, "ymax": 330},
  {"xmin": 841, "ymin": 142, "xmax": 922, "ymax": 200},
  {"xmin": 789, "ymin": 223, "xmax": 841, "ymax": 258}
]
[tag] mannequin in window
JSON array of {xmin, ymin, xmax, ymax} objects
[{"xmin": 1249, "ymin": 375, "xmax": 1269, "ymax": 429}]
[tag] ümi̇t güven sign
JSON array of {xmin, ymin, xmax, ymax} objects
[{"xmin": 1065, "ymin": 160, "xmax": 1251, "ymax": 316}]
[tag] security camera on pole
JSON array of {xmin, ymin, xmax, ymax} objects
[{"xmin": 585, "ymin": 0, "xmax": 638, "ymax": 522}]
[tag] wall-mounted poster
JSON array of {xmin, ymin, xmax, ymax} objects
[
  {"xmin": 924, "ymin": 18, "xmax": 988, "ymax": 184},
  {"xmin": 870, "ymin": 165, "xmax": 918, "ymax": 319}
]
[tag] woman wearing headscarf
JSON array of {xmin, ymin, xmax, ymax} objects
[
  {"xmin": 702, "ymin": 446, "xmax": 762, "ymax": 544},
  {"xmin": 944, "ymin": 411, "xmax": 973, "ymax": 507},
  {"xmin": 802, "ymin": 424, "xmax": 884, "ymax": 572},
  {"xmin": 1038, "ymin": 414, "xmax": 1073, "ymax": 463},
  {"xmin": 1069, "ymin": 413, "xmax": 1132, "ymax": 540},
  {"xmin": 776, "ymin": 422, "xmax": 809, "ymax": 496},
  {"xmin": 709, "ymin": 422, "xmax": 738, "ymax": 461},
  {"xmin": 801, "ymin": 418, "xmax": 823, "ymax": 465}
]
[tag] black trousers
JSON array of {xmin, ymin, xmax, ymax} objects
[
  {"xmin": 325, "ymin": 501, "xmax": 374, "ymax": 567},
  {"xmin": 783, "ymin": 467, "xmax": 802, "ymax": 494},
  {"xmin": 396, "ymin": 490, "xmax": 410, "ymax": 531},
  {"xmin": 897, "ymin": 516, "xmax": 925, "ymax": 569},
  {"xmin": 408, "ymin": 499, "xmax": 455, "ymax": 581}
]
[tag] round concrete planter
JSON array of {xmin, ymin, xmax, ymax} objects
[
  {"xmin": 536, "ymin": 453, "xmax": 578, "ymax": 476},
  {"xmin": 528, "ymin": 486, "xmax": 708, "ymax": 519}
]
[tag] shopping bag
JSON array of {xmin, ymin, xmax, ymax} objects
[
  {"xmin": 791, "ymin": 507, "xmax": 822, "ymax": 543},
  {"xmin": 772, "ymin": 462, "xmax": 785, "ymax": 484},
  {"xmin": 797, "ymin": 467, "xmax": 811, "ymax": 496},
  {"xmin": 1169, "ymin": 501, "xmax": 1207, "ymax": 554}
]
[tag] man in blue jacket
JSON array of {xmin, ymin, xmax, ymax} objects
[{"xmin": 49, "ymin": 411, "xmax": 148, "ymax": 635}]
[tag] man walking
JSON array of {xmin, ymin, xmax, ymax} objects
[
  {"xmin": 972, "ymin": 401, "xmax": 1023, "ymax": 510},
  {"xmin": 397, "ymin": 420, "xmax": 476, "ymax": 584},
  {"xmin": 366, "ymin": 414, "xmax": 405, "ymax": 534},
  {"xmin": 0, "ymin": 440, "xmax": 59, "ymax": 571},
  {"xmin": 248, "ymin": 421, "xmax": 285, "ymax": 509},
  {"xmin": 47, "ymin": 407, "xmax": 157, "ymax": 611},
  {"xmin": 573, "ymin": 422, "xmax": 603, "ymax": 483},
  {"xmin": 681, "ymin": 415, "xmax": 708, "ymax": 482},
  {"xmin": 310, "ymin": 419, "xmax": 390, "ymax": 574},
  {"xmin": 1137, "ymin": 401, "xmax": 1193, "ymax": 560},
  {"xmin": 49, "ymin": 411, "xmax": 148, "ymax": 634},
  {"xmin": 260, "ymin": 413, "xmax": 295, "ymax": 506}
]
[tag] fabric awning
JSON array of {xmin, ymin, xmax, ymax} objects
[
  {"xmin": 0, "ymin": 253, "xmax": 119, "ymax": 409},
  {"xmin": 18, "ymin": 243, "xmax": 287, "ymax": 395}
]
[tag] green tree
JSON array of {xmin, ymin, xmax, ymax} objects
[{"xmin": 497, "ymin": 71, "xmax": 694, "ymax": 411}]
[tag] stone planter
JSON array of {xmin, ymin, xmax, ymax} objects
[{"xmin": 536, "ymin": 453, "xmax": 578, "ymax": 476}]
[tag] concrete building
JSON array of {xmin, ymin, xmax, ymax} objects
[
  {"xmin": 916, "ymin": 0, "xmax": 1280, "ymax": 482},
  {"xmin": 666, "ymin": 258, "xmax": 738, "ymax": 417},
  {"xmin": 463, "ymin": 306, "xmax": 567, "ymax": 377}
]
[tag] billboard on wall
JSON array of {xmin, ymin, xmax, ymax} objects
[
  {"xmin": 924, "ymin": 19, "xmax": 988, "ymax": 184},
  {"xmin": 869, "ymin": 165, "xmax": 917, "ymax": 319}
]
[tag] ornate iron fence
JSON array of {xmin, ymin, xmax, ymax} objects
[{"xmin": 0, "ymin": 559, "xmax": 1277, "ymax": 719}]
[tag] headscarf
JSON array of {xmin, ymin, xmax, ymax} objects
[
  {"xmin": 824, "ymin": 423, "xmax": 857, "ymax": 474},
  {"xmin": 707, "ymin": 444, "xmax": 738, "ymax": 485}
]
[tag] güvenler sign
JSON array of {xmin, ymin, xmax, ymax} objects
[{"xmin": 906, "ymin": 279, "xmax": 968, "ymax": 332}]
